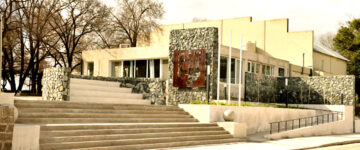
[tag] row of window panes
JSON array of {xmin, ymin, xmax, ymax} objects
[
  {"xmin": 220, "ymin": 56, "xmax": 242, "ymax": 84},
  {"xmin": 111, "ymin": 59, "xmax": 160, "ymax": 78}
]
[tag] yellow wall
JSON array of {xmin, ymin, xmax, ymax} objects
[
  {"xmin": 146, "ymin": 17, "xmax": 314, "ymax": 68},
  {"xmin": 313, "ymin": 51, "xmax": 347, "ymax": 75},
  {"xmin": 82, "ymin": 46, "xmax": 168, "ymax": 77}
]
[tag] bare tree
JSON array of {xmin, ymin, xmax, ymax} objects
[
  {"xmin": 113, "ymin": 0, "xmax": 164, "ymax": 47},
  {"xmin": 47, "ymin": 0, "xmax": 110, "ymax": 71},
  {"xmin": 318, "ymin": 32, "xmax": 336, "ymax": 50}
]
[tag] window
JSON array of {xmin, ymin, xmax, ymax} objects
[
  {"xmin": 87, "ymin": 62, "xmax": 94, "ymax": 76},
  {"xmin": 136, "ymin": 60, "xmax": 147, "ymax": 77},
  {"xmin": 247, "ymin": 61, "xmax": 258, "ymax": 74},
  {"xmin": 256, "ymin": 64, "xmax": 260, "ymax": 74},
  {"xmin": 278, "ymin": 68, "xmax": 285, "ymax": 77},
  {"xmin": 123, "ymin": 61, "xmax": 131, "ymax": 77},
  {"xmin": 147, "ymin": 59, "xmax": 160, "ymax": 78},
  {"xmin": 122, "ymin": 59, "xmax": 161, "ymax": 78},
  {"xmin": 220, "ymin": 56, "xmax": 236, "ymax": 83},
  {"xmin": 321, "ymin": 60, "xmax": 325, "ymax": 71},
  {"xmin": 262, "ymin": 64, "xmax": 274, "ymax": 76},
  {"xmin": 220, "ymin": 56, "xmax": 228, "ymax": 82},
  {"xmin": 111, "ymin": 62, "xmax": 122, "ymax": 77}
]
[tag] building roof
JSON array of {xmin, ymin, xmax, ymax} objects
[{"xmin": 313, "ymin": 43, "xmax": 349, "ymax": 61}]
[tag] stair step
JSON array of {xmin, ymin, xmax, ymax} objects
[
  {"xmin": 18, "ymin": 108, "xmax": 188, "ymax": 115},
  {"xmin": 16, "ymin": 118, "xmax": 198, "ymax": 124},
  {"xmin": 19, "ymin": 113, "xmax": 193, "ymax": 118},
  {"xmin": 69, "ymin": 97, "xmax": 149, "ymax": 105},
  {"xmin": 40, "ymin": 134, "xmax": 234, "ymax": 150},
  {"xmin": 70, "ymin": 84, "xmax": 132, "ymax": 93},
  {"xmin": 40, "ymin": 130, "xmax": 228, "ymax": 143},
  {"xmin": 71, "ymin": 138, "xmax": 242, "ymax": 150},
  {"xmin": 40, "ymin": 127, "xmax": 223, "ymax": 137},
  {"xmin": 40, "ymin": 123, "xmax": 217, "ymax": 131},
  {"xmin": 14, "ymin": 101, "xmax": 180, "ymax": 110},
  {"xmin": 70, "ymin": 90, "xmax": 142, "ymax": 99},
  {"xmin": 70, "ymin": 78, "xmax": 120, "ymax": 87}
]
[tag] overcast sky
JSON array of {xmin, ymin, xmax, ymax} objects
[{"xmin": 104, "ymin": 0, "xmax": 360, "ymax": 40}]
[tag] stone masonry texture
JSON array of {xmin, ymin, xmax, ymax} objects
[
  {"xmin": 245, "ymin": 73, "xmax": 356, "ymax": 105},
  {"xmin": 0, "ymin": 105, "xmax": 14, "ymax": 150},
  {"xmin": 42, "ymin": 67, "xmax": 71, "ymax": 101},
  {"xmin": 71, "ymin": 75, "xmax": 166, "ymax": 105},
  {"xmin": 168, "ymin": 27, "xmax": 219, "ymax": 105}
]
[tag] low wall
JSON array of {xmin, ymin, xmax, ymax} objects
[
  {"xmin": 12, "ymin": 124, "xmax": 40, "ymax": 150},
  {"xmin": 42, "ymin": 67, "xmax": 71, "ymax": 101},
  {"xmin": 178, "ymin": 104, "xmax": 316, "ymax": 135},
  {"xmin": 268, "ymin": 105, "xmax": 354, "ymax": 140},
  {"xmin": 71, "ymin": 75, "xmax": 166, "ymax": 105},
  {"xmin": 0, "ymin": 105, "xmax": 15, "ymax": 150},
  {"xmin": 245, "ymin": 73, "xmax": 356, "ymax": 105},
  {"xmin": 356, "ymin": 120, "xmax": 360, "ymax": 133}
]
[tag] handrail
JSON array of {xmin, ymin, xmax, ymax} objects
[{"xmin": 269, "ymin": 111, "xmax": 344, "ymax": 134}]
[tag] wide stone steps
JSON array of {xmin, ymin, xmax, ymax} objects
[
  {"xmin": 40, "ymin": 131, "xmax": 228, "ymax": 143},
  {"xmin": 69, "ymin": 97, "xmax": 150, "ymax": 105},
  {"xmin": 15, "ymin": 100, "xmax": 241, "ymax": 149},
  {"xmin": 18, "ymin": 108, "xmax": 188, "ymax": 115},
  {"xmin": 17, "ymin": 117, "xmax": 197, "ymax": 124},
  {"xmin": 40, "ymin": 123, "xmax": 218, "ymax": 130},
  {"xmin": 70, "ymin": 84, "xmax": 132, "ymax": 93},
  {"xmin": 40, "ymin": 127, "xmax": 224, "ymax": 137},
  {"xmin": 70, "ymin": 78, "xmax": 120, "ymax": 87},
  {"xmin": 19, "ymin": 113, "xmax": 193, "ymax": 118},
  {"xmin": 15, "ymin": 100, "xmax": 196, "ymax": 124},
  {"xmin": 70, "ymin": 90, "xmax": 143, "ymax": 99},
  {"xmin": 69, "ymin": 78, "xmax": 148, "ymax": 104},
  {"xmin": 40, "ymin": 134, "xmax": 236, "ymax": 150},
  {"xmin": 15, "ymin": 100, "xmax": 179, "ymax": 110}
]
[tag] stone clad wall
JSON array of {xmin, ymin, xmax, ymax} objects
[
  {"xmin": 0, "ymin": 105, "xmax": 14, "ymax": 150},
  {"xmin": 168, "ymin": 27, "xmax": 219, "ymax": 105},
  {"xmin": 245, "ymin": 73, "xmax": 356, "ymax": 105},
  {"xmin": 42, "ymin": 67, "xmax": 71, "ymax": 101},
  {"xmin": 71, "ymin": 75, "xmax": 166, "ymax": 105}
]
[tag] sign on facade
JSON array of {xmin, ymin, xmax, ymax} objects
[{"xmin": 173, "ymin": 49, "xmax": 206, "ymax": 87}]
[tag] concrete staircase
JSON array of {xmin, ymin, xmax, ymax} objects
[
  {"xmin": 70, "ymin": 78, "xmax": 149, "ymax": 105},
  {"xmin": 15, "ymin": 100, "xmax": 241, "ymax": 149}
]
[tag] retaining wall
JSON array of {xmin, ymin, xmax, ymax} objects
[{"xmin": 245, "ymin": 73, "xmax": 356, "ymax": 105}]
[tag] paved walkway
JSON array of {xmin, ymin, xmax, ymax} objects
[{"xmin": 170, "ymin": 134, "xmax": 360, "ymax": 150}]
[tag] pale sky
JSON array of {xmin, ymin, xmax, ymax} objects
[{"xmin": 103, "ymin": 0, "xmax": 360, "ymax": 40}]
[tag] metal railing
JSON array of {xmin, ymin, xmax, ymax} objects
[{"xmin": 269, "ymin": 111, "xmax": 344, "ymax": 134}]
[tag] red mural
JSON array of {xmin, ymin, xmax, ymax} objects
[{"xmin": 173, "ymin": 49, "xmax": 206, "ymax": 87}]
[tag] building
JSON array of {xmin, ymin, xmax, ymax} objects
[{"xmin": 81, "ymin": 17, "xmax": 348, "ymax": 98}]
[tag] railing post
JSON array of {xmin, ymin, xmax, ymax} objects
[
  {"xmin": 292, "ymin": 120, "xmax": 294, "ymax": 130},
  {"xmin": 278, "ymin": 122, "xmax": 280, "ymax": 133},
  {"xmin": 311, "ymin": 117, "xmax": 313, "ymax": 126},
  {"xmin": 270, "ymin": 123, "xmax": 272, "ymax": 134},
  {"xmin": 317, "ymin": 116, "xmax": 319, "ymax": 125},
  {"xmin": 327, "ymin": 114, "xmax": 329, "ymax": 123},
  {"xmin": 285, "ymin": 121, "xmax": 287, "ymax": 131},
  {"xmin": 299, "ymin": 119, "xmax": 301, "ymax": 128},
  {"xmin": 305, "ymin": 117, "xmax": 307, "ymax": 127},
  {"xmin": 332, "ymin": 113, "xmax": 334, "ymax": 122}
]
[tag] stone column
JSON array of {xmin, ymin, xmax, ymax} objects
[
  {"xmin": 0, "ymin": 105, "xmax": 14, "ymax": 150},
  {"xmin": 168, "ymin": 27, "xmax": 219, "ymax": 105},
  {"xmin": 42, "ymin": 67, "xmax": 71, "ymax": 101}
]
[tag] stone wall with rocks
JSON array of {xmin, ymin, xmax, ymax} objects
[
  {"xmin": 71, "ymin": 75, "xmax": 166, "ymax": 105},
  {"xmin": 168, "ymin": 27, "xmax": 219, "ymax": 105},
  {"xmin": 42, "ymin": 67, "xmax": 71, "ymax": 101},
  {"xmin": 0, "ymin": 105, "xmax": 14, "ymax": 150},
  {"xmin": 245, "ymin": 73, "xmax": 356, "ymax": 105}
]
